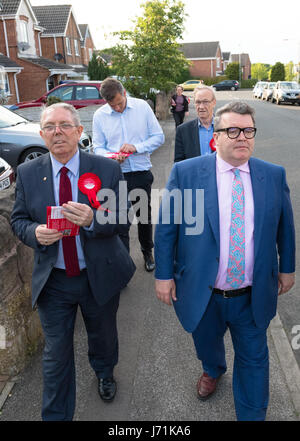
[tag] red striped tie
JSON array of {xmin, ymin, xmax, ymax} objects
[{"xmin": 59, "ymin": 166, "xmax": 80, "ymax": 277}]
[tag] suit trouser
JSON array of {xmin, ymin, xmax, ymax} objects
[
  {"xmin": 192, "ymin": 292, "xmax": 269, "ymax": 421},
  {"xmin": 173, "ymin": 110, "xmax": 185, "ymax": 128},
  {"xmin": 120, "ymin": 170, "xmax": 154, "ymax": 254},
  {"xmin": 37, "ymin": 268, "xmax": 120, "ymax": 421}
]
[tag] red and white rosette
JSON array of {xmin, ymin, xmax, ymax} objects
[
  {"xmin": 78, "ymin": 173, "xmax": 105, "ymax": 210},
  {"xmin": 209, "ymin": 138, "xmax": 216, "ymax": 152}
]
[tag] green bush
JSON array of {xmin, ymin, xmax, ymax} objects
[
  {"xmin": 46, "ymin": 96, "xmax": 62, "ymax": 106},
  {"xmin": 240, "ymin": 79, "xmax": 257, "ymax": 88}
]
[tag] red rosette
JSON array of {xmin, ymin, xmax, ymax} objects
[
  {"xmin": 78, "ymin": 173, "xmax": 102, "ymax": 209},
  {"xmin": 209, "ymin": 138, "xmax": 216, "ymax": 152}
]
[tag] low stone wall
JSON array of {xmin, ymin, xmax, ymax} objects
[{"xmin": 0, "ymin": 186, "xmax": 43, "ymax": 377}]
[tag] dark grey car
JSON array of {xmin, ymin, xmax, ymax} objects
[{"xmin": 0, "ymin": 105, "xmax": 93, "ymax": 170}]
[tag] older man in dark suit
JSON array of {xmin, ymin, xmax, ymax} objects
[
  {"xmin": 174, "ymin": 85, "xmax": 216, "ymax": 162},
  {"xmin": 11, "ymin": 103, "xmax": 135, "ymax": 421}
]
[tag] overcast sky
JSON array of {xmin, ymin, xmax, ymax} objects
[{"xmin": 31, "ymin": 0, "xmax": 300, "ymax": 65}]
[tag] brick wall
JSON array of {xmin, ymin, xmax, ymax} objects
[
  {"xmin": 65, "ymin": 14, "xmax": 82, "ymax": 65},
  {"xmin": 15, "ymin": 59, "xmax": 49, "ymax": 101},
  {"xmin": 189, "ymin": 59, "xmax": 216, "ymax": 78},
  {"xmin": 7, "ymin": 73, "xmax": 18, "ymax": 105}
]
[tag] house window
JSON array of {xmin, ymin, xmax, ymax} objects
[
  {"xmin": 88, "ymin": 48, "xmax": 93, "ymax": 60},
  {"xmin": 19, "ymin": 20, "xmax": 29, "ymax": 43},
  {"xmin": 66, "ymin": 37, "xmax": 72, "ymax": 55},
  {"xmin": 74, "ymin": 39, "xmax": 79, "ymax": 56},
  {"xmin": 216, "ymin": 57, "xmax": 220, "ymax": 68},
  {"xmin": 0, "ymin": 71, "xmax": 10, "ymax": 95}
]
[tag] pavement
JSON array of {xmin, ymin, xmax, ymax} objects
[{"xmin": 0, "ymin": 95, "xmax": 300, "ymax": 422}]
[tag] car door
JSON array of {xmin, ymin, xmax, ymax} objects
[
  {"xmin": 46, "ymin": 85, "xmax": 75, "ymax": 104},
  {"xmin": 73, "ymin": 85, "xmax": 105, "ymax": 108}
]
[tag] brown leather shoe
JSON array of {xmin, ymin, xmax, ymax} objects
[{"xmin": 197, "ymin": 372, "xmax": 220, "ymax": 401}]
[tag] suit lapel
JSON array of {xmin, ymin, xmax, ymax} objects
[
  {"xmin": 199, "ymin": 154, "xmax": 219, "ymax": 246},
  {"xmin": 192, "ymin": 119, "xmax": 201, "ymax": 156},
  {"xmin": 249, "ymin": 158, "xmax": 266, "ymax": 259},
  {"xmin": 37, "ymin": 153, "xmax": 55, "ymax": 209}
]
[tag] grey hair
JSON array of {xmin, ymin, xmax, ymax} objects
[
  {"xmin": 100, "ymin": 77, "xmax": 125, "ymax": 101},
  {"xmin": 214, "ymin": 101, "xmax": 255, "ymax": 131},
  {"xmin": 40, "ymin": 102, "xmax": 81, "ymax": 127},
  {"xmin": 194, "ymin": 85, "xmax": 216, "ymax": 101}
]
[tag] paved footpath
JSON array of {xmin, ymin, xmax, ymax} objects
[{"xmin": 0, "ymin": 99, "xmax": 300, "ymax": 423}]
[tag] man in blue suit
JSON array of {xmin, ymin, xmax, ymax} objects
[
  {"xmin": 155, "ymin": 101, "xmax": 295, "ymax": 421},
  {"xmin": 11, "ymin": 103, "xmax": 135, "ymax": 420}
]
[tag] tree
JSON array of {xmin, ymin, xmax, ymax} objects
[
  {"xmin": 251, "ymin": 63, "xmax": 269, "ymax": 81},
  {"xmin": 225, "ymin": 62, "xmax": 239, "ymax": 80},
  {"xmin": 285, "ymin": 61, "xmax": 295, "ymax": 81},
  {"xmin": 270, "ymin": 62, "xmax": 285, "ymax": 82},
  {"xmin": 110, "ymin": 0, "xmax": 189, "ymax": 97},
  {"xmin": 88, "ymin": 53, "xmax": 110, "ymax": 80}
]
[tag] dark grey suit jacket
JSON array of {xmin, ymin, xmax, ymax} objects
[
  {"xmin": 174, "ymin": 118, "xmax": 201, "ymax": 162},
  {"xmin": 11, "ymin": 150, "xmax": 136, "ymax": 308}
]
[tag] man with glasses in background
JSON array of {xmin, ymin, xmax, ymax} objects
[
  {"xmin": 155, "ymin": 101, "xmax": 295, "ymax": 420},
  {"xmin": 11, "ymin": 103, "xmax": 135, "ymax": 420},
  {"xmin": 174, "ymin": 85, "xmax": 216, "ymax": 162}
]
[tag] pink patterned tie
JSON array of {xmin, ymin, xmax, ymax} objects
[{"xmin": 226, "ymin": 168, "xmax": 245, "ymax": 288}]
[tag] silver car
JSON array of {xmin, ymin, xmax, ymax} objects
[
  {"xmin": 253, "ymin": 82, "xmax": 268, "ymax": 99},
  {"xmin": 0, "ymin": 105, "xmax": 93, "ymax": 170},
  {"xmin": 261, "ymin": 82, "xmax": 276, "ymax": 101},
  {"xmin": 271, "ymin": 81, "xmax": 300, "ymax": 105}
]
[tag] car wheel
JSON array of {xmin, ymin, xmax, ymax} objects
[
  {"xmin": 230, "ymin": 86, "xmax": 235, "ymax": 91},
  {"xmin": 20, "ymin": 147, "xmax": 47, "ymax": 163},
  {"xmin": 213, "ymin": 87, "xmax": 217, "ymax": 91}
]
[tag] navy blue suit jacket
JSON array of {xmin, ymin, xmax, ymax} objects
[
  {"xmin": 155, "ymin": 153, "xmax": 295, "ymax": 332},
  {"xmin": 11, "ymin": 150, "xmax": 136, "ymax": 308}
]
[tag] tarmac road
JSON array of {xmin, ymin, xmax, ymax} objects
[{"xmin": 1, "ymin": 91, "xmax": 299, "ymax": 422}]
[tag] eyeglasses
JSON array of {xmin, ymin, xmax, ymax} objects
[
  {"xmin": 215, "ymin": 127, "xmax": 257, "ymax": 139},
  {"xmin": 41, "ymin": 124, "xmax": 78, "ymax": 134},
  {"xmin": 195, "ymin": 99, "xmax": 214, "ymax": 106}
]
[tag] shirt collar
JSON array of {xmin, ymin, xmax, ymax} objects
[
  {"xmin": 104, "ymin": 95, "xmax": 134, "ymax": 115},
  {"xmin": 50, "ymin": 149, "xmax": 80, "ymax": 178},
  {"xmin": 198, "ymin": 116, "xmax": 214, "ymax": 128},
  {"xmin": 216, "ymin": 153, "xmax": 250, "ymax": 174}
]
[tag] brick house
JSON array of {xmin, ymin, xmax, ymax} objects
[
  {"xmin": 230, "ymin": 53, "xmax": 252, "ymax": 80},
  {"xmin": 180, "ymin": 41, "xmax": 224, "ymax": 78},
  {"xmin": 33, "ymin": 5, "xmax": 95, "ymax": 80},
  {"xmin": 79, "ymin": 24, "xmax": 95, "ymax": 68},
  {"xmin": 0, "ymin": 0, "xmax": 76, "ymax": 104}
]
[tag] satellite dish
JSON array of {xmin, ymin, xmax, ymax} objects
[
  {"xmin": 54, "ymin": 53, "xmax": 63, "ymax": 61},
  {"xmin": 17, "ymin": 42, "xmax": 30, "ymax": 51}
]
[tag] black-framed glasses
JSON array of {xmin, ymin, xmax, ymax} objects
[{"xmin": 215, "ymin": 127, "xmax": 257, "ymax": 139}]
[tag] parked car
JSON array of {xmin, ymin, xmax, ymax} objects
[
  {"xmin": 0, "ymin": 156, "xmax": 14, "ymax": 192},
  {"xmin": 253, "ymin": 82, "xmax": 268, "ymax": 99},
  {"xmin": 179, "ymin": 80, "xmax": 203, "ymax": 91},
  {"xmin": 212, "ymin": 80, "xmax": 239, "ymax": 91},
  {"xmin": 271, "ymin": 81, "xmax": 300, "ymax": 105},
  {"xmin": 261, "ymin": 82, "xmax": 276, "ymax": 101},
  {"xmin": 0, "ymin": 105, "xmax": 93, "ymax": 170},
  {"xmin": 10, "ymin": 81, "xmax": 106, "ymax": 110}
]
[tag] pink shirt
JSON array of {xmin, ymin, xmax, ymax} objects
[{"xmin": 214, "ymin": 154, "xmax": 254, "ymax": 290}]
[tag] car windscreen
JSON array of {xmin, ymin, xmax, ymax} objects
[
  {"xmin": 281, "ymin": 82, "xmax": 299, "ymax": 89},
  {"xmin": 0, "ymin": 105, "xmax": 27, "ymax": 128}
]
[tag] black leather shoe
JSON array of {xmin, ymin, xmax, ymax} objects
[
  {"xmin": 98, "ymin": 377, "xmax": 117, "ymax": 402},
  {"xmin": 143, "ymin": 252, "xmax": 155, "ymax": 272}
]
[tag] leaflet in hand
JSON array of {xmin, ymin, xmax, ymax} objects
[
  {"xmin": 105, "ymin": 151, "xmax": 132, "ymax": 159},
  {"xmin": 47, "ymin": 206, "xmax": 79, "ymax": 236}
]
